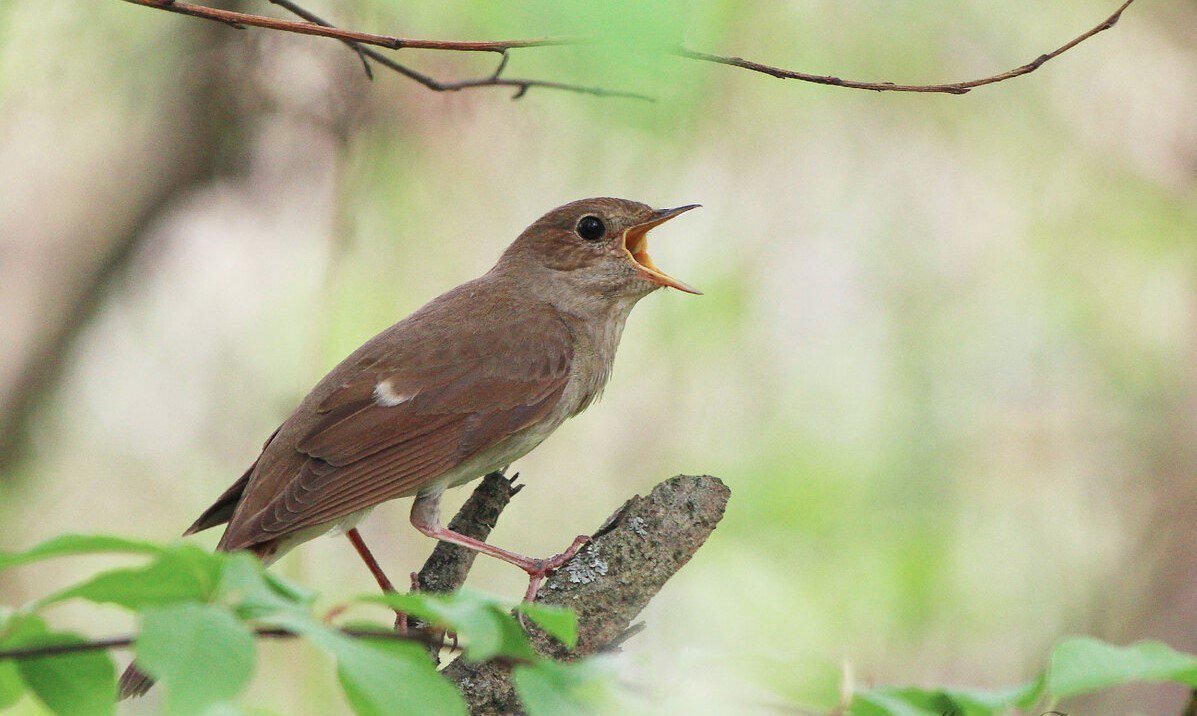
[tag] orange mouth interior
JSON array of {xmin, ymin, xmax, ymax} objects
[{"xmin": 621, "ymin": 209, "xmax": 701, "ymax": 295}]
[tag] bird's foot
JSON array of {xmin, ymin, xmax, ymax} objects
[
  {"xmin": 409, "ymin": 497, "xmax": 591, "ymax": 604},
  {"xmin": 520, "ymin": 534, "xmax": 591, "ymax": 602}
]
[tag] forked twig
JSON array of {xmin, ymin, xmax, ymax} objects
[{"xmin": 120, "ymin": 0, "xmax": 650, "ymax": 100}]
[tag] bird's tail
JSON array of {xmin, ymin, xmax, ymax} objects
[
  {"xmin": 116, "ymin": 540, "xmax": 278, "ymax": 701},
  {"xmin": 117, "ymin": 663, "xmax": 155, "ymax": 700}
]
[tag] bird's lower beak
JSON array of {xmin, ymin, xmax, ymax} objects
[{"xmin": 622, "ymin": 204, "xmax": 702, "ymax": 295}]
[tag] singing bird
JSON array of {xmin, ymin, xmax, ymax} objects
[{"xmin": 119, "ymin": 197, "xmax": 699, "ymax": 697}]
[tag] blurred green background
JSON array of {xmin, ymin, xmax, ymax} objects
[{"xmin": 1, "ymin": 0, "xmax": 1195, "ymax": 713}]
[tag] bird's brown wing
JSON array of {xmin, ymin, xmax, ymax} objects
[{"xmin": 218, "ymin": 292, "xmax": 574, "ymax": 552}]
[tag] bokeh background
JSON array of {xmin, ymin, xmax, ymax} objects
[{"xmin": 2, "ymin": 0, "xmax": 1196, "ymax": 713}]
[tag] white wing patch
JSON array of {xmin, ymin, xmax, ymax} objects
[{"xmin": 374, "ymin": 380, "xmax": 415, "ymax": 407}]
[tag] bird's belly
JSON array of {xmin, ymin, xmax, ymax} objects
[
  {"xmin": 438, "ymin": 419, "xmax": 562, "ymax": 492},
  {"xmin": 255, "ymin": 506, "xmax": 374, "ymax": 566},
  {"xmin": 304, "ymin": 370, "xmax": 594, "ymax": 545}
]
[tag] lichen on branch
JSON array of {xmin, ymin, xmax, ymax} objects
[{"xmin": 420, "ymin": 474, "xmax": 731, "ymax": 714}]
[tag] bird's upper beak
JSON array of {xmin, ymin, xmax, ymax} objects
[{"xmin": 622, "ymin": 204, "xmax": 702, "ymax": 295}]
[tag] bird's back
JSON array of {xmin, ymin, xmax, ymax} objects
[{"xmin": 203, "ymin": 273, "xmax": 582, "ymax": 555}]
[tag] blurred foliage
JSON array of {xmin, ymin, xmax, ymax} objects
[
  {"xmin": 6, "ymin": 536, "xmax": 1197, "ymax": 714},
  {"xmin": 851, "ymin": 638, "xmax": 1197, "ymax": 714},
  {"xmin": 0, "ymin": 535, "xmax": 597, "ymax": 715}
]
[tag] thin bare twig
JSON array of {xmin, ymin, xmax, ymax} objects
[
  {"xmin": 676, "ymin": 0, "xmax": 1136, "ymax": 95},
  {"xmin": 122, "ymin": 0, "xmax": 1136, "ymax": 101},
  {"xmin": 146, "ymin": 0, "xmax": 652, "ymax": 100},
  {"xmin": 265, "ymin": 0, "xmax": 651, "ymax": 100},
  {"xmin": 119, "ymin": 0, "xmax": 567, "ymax": 53},
  {"xmin": 263, "ymin": 0, "xmax": 372, "ymax": 80},
  {"xmin": 0, "ymin": 625, "xmax": 492, "ymax": 662}
]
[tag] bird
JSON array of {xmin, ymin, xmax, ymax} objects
[{"xmin": 119, "ymin": 197, "xmax": 700, "ymax": 698}]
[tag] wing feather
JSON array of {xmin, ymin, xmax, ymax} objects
[{"xmin": 217, "ymin": 288, "xmax": 574, "ymax": 552}]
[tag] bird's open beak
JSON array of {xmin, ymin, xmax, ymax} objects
[{"xmin": 622, "ymin": 204, "xmax": 702, "ymax": 295}]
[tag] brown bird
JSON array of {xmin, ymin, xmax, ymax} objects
[{"xmin": 120, "ymin": 197, "xmax": 699, "ymax": 697}]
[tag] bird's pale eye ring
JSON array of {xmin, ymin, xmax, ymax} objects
[{"xmin": 575, "ymin": 215, "xmax": 605, "ymax": 241}]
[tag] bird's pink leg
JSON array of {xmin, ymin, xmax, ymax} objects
[
  {"xmin": 410, "ymin": 491, "xmax": 589, "ymax": 602},
  {"xmin": 345, "ymin": 527, "xmax": 408, "ymax": 631}
]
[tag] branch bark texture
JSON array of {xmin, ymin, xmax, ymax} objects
[{"xmin": 426, "ymin": 474, "xmax": 730, "ymax": 715}]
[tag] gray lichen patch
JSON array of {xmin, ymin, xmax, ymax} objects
[
  {"xmin": 564, "ymin": 547, "xmax": 609, "ymax": 584},
  {"xmin": 441, "ymin": 474, "xmax": 730, "ymax": 712}
]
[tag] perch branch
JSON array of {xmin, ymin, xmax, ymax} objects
[
  {"xmin": 439, "ymin": 474, "xmax": 731, "ymax": 714},
  {"xmin": 675, "ymin": 0, "xmax": 1135, "ymax": 95},
  {"xmin": 405, "ymin": 470, "xmax": 523, "ymax": 659},
  {"xmin": 415, "ymin": 470, "xmax": 523, "ymax": 594}
]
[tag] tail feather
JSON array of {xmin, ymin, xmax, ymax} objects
[
  {"xmin": 118, "ymin": 541, "xmax": 276, "ymax": 699},
  {"xmin": 128, "ymin": 433, "xmax": 280, "ymax": 700},
  {"xmin": 183, "ymin": 468, "xmax": 252, "ymax": 536},
  {"xmin": 184, "ymin": 426, "xmax": 277, "ymax": 537},
  {"xmin": 118, "ymin": 663, "xmax": 155, "ymax": 700}
]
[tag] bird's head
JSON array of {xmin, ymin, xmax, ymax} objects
[{"xmin": 498, "ymin": 197, "xmax": 701, "ymax": 304}]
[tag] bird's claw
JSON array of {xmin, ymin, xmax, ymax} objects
[{"xmin": 520, "ymin": 534, "xmax": 591, "ymax": 602}]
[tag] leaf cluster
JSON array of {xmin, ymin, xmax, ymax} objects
[
  {"xmin": 0, "ymin": 534, "xmax": 611, "ymax": 715},
  {"xmin": 851, "ymin": 637, "xmax": 1197, "ymax": 715}
]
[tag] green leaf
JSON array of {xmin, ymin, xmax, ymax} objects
[
  {"xmin": 337, "ymin": 636, "xmax": 467, "ymax": 716},
  {"xmin": 0, "ymin": 534, "xmax": 163, "ymax": 570},
  {"xmin": 853, "ymin": 638, "xmax": 1197, "ymax": 716},
  {"xmin": 43, "ymin": 547, "xmax": 224, "ymax": 611},
  {"xmin": 3, "ymin": 616, "xmax": 116, "ymax": 716},
  {"xmin": 363, "ymin": 590, "xmax": 535, "ymax": 661},
  {"xmin": 850, "ymin": 689, "xmax": 941, "ymax": 716},
  {"xmin": 946, "ymin": 676, "xmax": 1045, "ymax": 711},
  {"xmin": 216, "ymin": 552, "xmax": 313, "ymax": 618},
  {"xmin": 0, "ymin": 659, "xmax": 25, "ymax": 710},
  {"xmin": 0, "ymin": 610, "xmax": 25, "ymax": 709},
  {"xmin": 261, "ymin": 570, "xmax": 316, "ymax": 606},
  {"xmin": 267, "ymin": 614, "xmax": 466, "ymax": 716},
  {"xmin": 135, "ymin": 603, "xmax": 255, "ymax": 715},
  {"xmin": 512, "ymin": 658, "xmax": 619, "ymax": 716},
  {"xmin": 516, "ymin": 603, "xmax": 578, "ymax": 648},
  {"xmin": 1047, "ymin": 637, "xmax": 1197, "ymax": 699},
  {"xmin": 851, "ymin": 680, "xmax": 1043, "ymax": 716}
]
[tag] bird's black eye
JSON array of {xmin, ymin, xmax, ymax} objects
[{"xmin": 576, "ymin": 215, "xmax": 605, "ymax": 241}]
